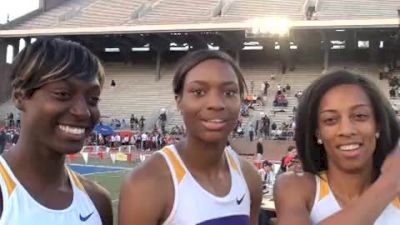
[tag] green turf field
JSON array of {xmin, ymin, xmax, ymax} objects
[{"xmin": 67, "ymin": 155, "xmax": 141, "ymax": 225}]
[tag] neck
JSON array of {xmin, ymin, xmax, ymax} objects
[
  {"xmin": 176, "ymin": 137, "xmax": 228, "ymax": 174},
  {"xmin": 5, "ymin": 134, "xmax": 67, "ymax": 185},
  {"xmin": 327, "ymin": 163, "xmax": 375, "ymax": 201}
]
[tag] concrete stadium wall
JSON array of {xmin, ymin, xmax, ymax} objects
[
  {"xmin": 0, "ymin": 64, "xmax": 11, "ymax": 104},
  {"xmin": 230, "ymin": 139, "xmax": 295, "ymax": 161},
  {"xmin": 41, "ymin": 0, "xmax": 67, "ymax": 11}
]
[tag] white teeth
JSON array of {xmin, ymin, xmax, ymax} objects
[
  {"xmin": 59, "ymin": 125, "xmax": 85, "ymax": 135},
  {"xmin": 339, "ymin": 144, "xmax": 360, "ymax": 151},
  {"xmin": 207, "ymin": 119, "xmax": 224, "ymax": 123}
]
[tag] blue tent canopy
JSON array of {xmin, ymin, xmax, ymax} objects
[{"xmin": 93, "ymin": 124, "xmax": 114, "ymax": 136}]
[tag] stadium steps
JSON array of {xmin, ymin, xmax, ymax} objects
[
  {"xmin": 127, "ymin": 0, "xmax": 220, "ymax": 25},
  {"xmin": 316, "ymin": 0, "xmax": 399, "ymax": 20},
  {"xmin": 219, "ymin": 0, "xmax": 305, "ymax": 22},
  {"xmin": 13, "ymin": 0, "xmax": 96, "ymax": 29},
  {"xmin": 0, "ymin": 100, "xmax": 18, "ymax": 125},
  {"xmin": 98, "ymin": 64, "xmax": 175, "ymax": 127},
  {"xmin": 59, "ymin": 0, "xmax": 147, "ymax": 27}
]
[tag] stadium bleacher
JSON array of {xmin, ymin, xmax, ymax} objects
[{"xmin": 316, "ymin": 0, "xmax": 399, "ymax": 20}]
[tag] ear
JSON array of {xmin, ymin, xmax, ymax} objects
[
  {"xmin": 12, "ymin": 91, "xmax": 25, "ymax": 111},
  {"xmin": 175, "ymin": 95, "xmax": 182, "ymax": 112}
]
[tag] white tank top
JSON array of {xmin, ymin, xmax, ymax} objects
[
  {"xmin": 310, "ymin": 172, "xmax": 400, "ymax": 225},
  {"xmin": 159, "ymin": 145, "xmax": 251, "ymax": 225},
  {"xmin": 0, "ymin": 156, "xmax": 102, "ymax": 225}
]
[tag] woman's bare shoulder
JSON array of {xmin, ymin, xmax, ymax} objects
[{"xmin": 274, "ymin": 171, "xmax": 316, "ymax": 210}]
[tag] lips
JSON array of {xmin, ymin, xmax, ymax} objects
[
  {"xmin": 58, "ymin": 124, "xmax": 88, "ymax": 140},
  {"xmin": 338, "ymin": 144, "xmax": 361, "ymax": 151},
  {"xmin": 337, "ymin": 143, "xmax": 363, "ymax": 158},
  {"xmin": 201, "ymin": 119, "xmax": 227, "ymax": 131}
]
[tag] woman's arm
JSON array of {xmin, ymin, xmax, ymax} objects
[
  {"xmin": 240, "ymin": 158, "xmax": 263, "ymax": 225},
  {"xmin": 275, "ymin": 149, "xmax": 400, "ymax": 225}
]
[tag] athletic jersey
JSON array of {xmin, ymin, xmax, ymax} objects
[
  {"xmin": 159, "ymin": 145, "xmax": 251, "ymax": 225},
  {"xmin": 0, "ymin": 156, "xmax": 102, "ymax": 225},
  {"xmin": 310, "ymin": 172, "xmax": 400, "ymax": 225}
]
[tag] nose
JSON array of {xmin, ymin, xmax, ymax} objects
[
  {"xmin": 337, "ymin": 117, "xmax": 357, "ymax": 137},
  {"xmin": 206, "ymin": 91, "xmax": 225, "ymax": 111},
  {"xmin": 70, "ymin": 96, "xmax": 91, "ymax": 119}
]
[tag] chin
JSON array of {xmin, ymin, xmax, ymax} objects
[
  {"xmin": 56, "ymin": 142, "xmax": 85, "ymax": 155},
  {"xmin": 198, "ymin": 132, "xmax": 229, "ymax": 144},
  {"xmin": 340, "ymin": 164, "xmax": 367, "ymax": 174}
]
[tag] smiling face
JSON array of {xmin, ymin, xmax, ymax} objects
[
  {"xmin": 317, "ymin": 84, "xmax": 378, "ymax": 173},
  {"xmin": 176, "ymin": 59, "xmax": 241, "ymax": 143},
  {"xmin": 19, "ymin": 77, "xmax": 101, "ymax": 154}
]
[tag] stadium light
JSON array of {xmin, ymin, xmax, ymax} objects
[
  {"xmin": 208, "ymin": 44, "xmax": 219, "ymax": 51},
  {"xmin": 243, "ymin": 46, "xmax": 263, "ymax": 50},
  {"xmin": 247, "ymin": 17, "xmax": 292, "ymax": 36},
  {"xmin": 105, "ymin": 48, "xmax": 120, "ymax": 52},
  {"xmin": 243, "ymin": 41, "xmax": 263, "ymax": 50}
]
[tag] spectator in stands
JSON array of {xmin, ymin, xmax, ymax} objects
[
  {"xmin": 140, "ymin": 132, "xmax": 148, "ymax": 150},
  {"xmin": 240, "ymin": 103, "xmax": 249, "ymax": 117},
  {"xmin": 16, "ymin": 112, "xmax": 21, "ymax": 128},
  {"xmin": 263, "ymin": 81, "xmax": 270, "ymax": 95},
  {"xmin": 258, "ymin": 161, "xmax": 273, "ymax": 188},
  {"xmin": 111, "ymin": 79, "xmax": 116, "ymax": 87},
  {"xmin": 130, "ymin": 114, "xmax": 135, "ymax": 129},
  {"xmin": 389, "ymin": 88, "xmax": 396, "ymax": 97},
  {"xmin": 261, "ymin": 115, "xmax": 270, "ymax": 138},
  {"xmin": 248, "ymin": 124, "xmax": 255, "ymax": 142},
  {"xmin": 119, "ymin": 50, "xmax": 262, "ymax": 225},
  {"xmin": 278, "ymin": 145, "xmax": 297, "ymax": 173},
  {"xmin": 139, "ymin": 115, "xmax": 145, "ymax": 131},
  {"xmin": 159, "ymin": 110, "xmax": 167, "ymax": 134},
  {"xmin": 260, "ymin": 161, "xmax": 275, "ymax": 192},
  {"xmin": 114, "ymin": 133, "xmax": 121, "ymax": 147},
  {"xmin": 114, "ymin": 119, "xmax": 121, "ymax": 129},
  {"xmin": 8, "ymin": 112, "xmax": 14, "ymax": 128},
  {"xmin": 255, "ymin": 119, "xmax": 259, "ymax": 137},
  {"xmin": 121, "ymin": 118, "xmax": 127, "ymax": 128},
  {"xmin": 292, "ymin": 105, "xmax": 297, "ymax": 113},
  {"xmin": 0, "ymin": 128, "xmax": 5, "ymax": 154},
  {"xmin": 2, "ymin": 38, "xmax": 112, "ymax": 224},
  {"xmin": 286, "ymin": 155, "xmax": 303, "ymax": 175},
  {"xmin": 295, "ymin": 90, "xmax": 303, "ymax": 99},
  {"xmin": 11, "ymin": 130, "xmax": 19, "ymax": 145},
  {"xmin": 256, "ymin": 138, "xmax": 264, "ymax": 161},
  {"xmin": 271, "ymin": 122, "xmax": 277, "ymax": 131},
  {"xmin": 274, "ymin": 70, "xmax": 400, "ymax": 224},
  {"xmin": 285, "ymin": 83, "xmax": 291, "ymax": 92},
  {"xmin": 273, "ymin": 90, "xmax": 288, "ymax": 107}
]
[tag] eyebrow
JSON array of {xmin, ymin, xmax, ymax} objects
[
  {"xmin": 319, "ymin": 104, "xmax": 372, "ymax": 114},
  {"xmin": 187, "ymin": 80, "xmax": 238, "ymax": 86}
]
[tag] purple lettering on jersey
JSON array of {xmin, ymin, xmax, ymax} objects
[{"xmin": 197, "ymin": 215, "xmax": 250, "ymax": 225}]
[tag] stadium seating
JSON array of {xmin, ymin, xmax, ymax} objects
[
  {"xmin": 126, "ymin": 0, "xmax": 221, "ymax": 25},
  {"xmin": 2, "ymin": 61, "xmax": 390, "ymax": 132},
  {"xmin": 6, "ymin": 0, "xmax": 400, "ymax": 30},
  {"xmin": 13, "ymin": 0, "xmax": 96, "ymax": 29},
  {"xmin": 60, "ymin": 0, "xmax": 148, "ymax": 27},
  {"xmin": 218, "ymin": 0, "xmax": 305, "ymax": 22},
  {"xmin": 98, "ymin": 63, "xmax": 175, "ymax": 131},
  {"xmin": 316, "ymin": 0, "xmax": 399, "ymax": 20}
]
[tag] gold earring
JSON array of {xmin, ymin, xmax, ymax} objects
[{"xmin": 317, "ymin": 139, "xmax": 323, "ymax": 144}]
